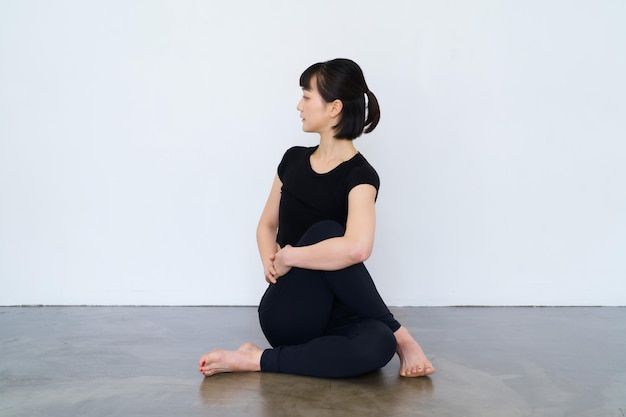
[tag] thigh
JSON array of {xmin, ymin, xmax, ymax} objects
[
  {"xmin": 324, "ymin": 263, "xmax": 401, "ymax": 332},
  {"xmin": 258, "ymin": 267, "xmax": 333, "ymax": 347},
  {"xmin": 296, "ymin": 220, "xmax": 400, "ymax": 332},
  {"xmin": 261, "ymin": 318, "xmax": 397, "ymax": 378}
]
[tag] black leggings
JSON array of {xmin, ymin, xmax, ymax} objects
[{"xmin": 258, "ymin": 220, "xmax": 400, "ymax": 378}]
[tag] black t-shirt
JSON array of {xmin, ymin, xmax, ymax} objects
[{"xmin": 276, "ymin": 146, "xmax": 380, "ymax": 247}]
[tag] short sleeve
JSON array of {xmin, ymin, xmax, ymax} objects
[
  {"xmin": 277, "ymin": 146, "xmax": 301, "ymax": 181},
  {"xmin": 347, "ymin": 163, "xmax": 380, "ymax": 200}
]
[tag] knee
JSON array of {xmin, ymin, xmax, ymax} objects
[
  {"xmin": 354, "ymin": 322, "xmax": 397, "ymax": 371},
  {"xmin": 374, "ymin": 326, "xmax": 397, "ymax": 366},
  {"xmin": 297, "ymin": 220, "xmax": 345, "ymax": 246}
]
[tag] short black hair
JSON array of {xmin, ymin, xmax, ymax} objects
[{"xmin": 300, "ymin": 58, "xmax": 380, "ymax": 140}]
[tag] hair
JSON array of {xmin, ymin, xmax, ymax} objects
[{"xmin": 299, "ymin": 58, "xmax": 380, "ymax": 140}]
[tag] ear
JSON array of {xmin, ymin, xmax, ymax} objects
[{"xmin": 329, "ymin": 99, "xmax": 343, "ymax": 118}]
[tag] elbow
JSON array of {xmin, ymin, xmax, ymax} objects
[
  {"xmin": 257, "ymin": 217, "xmax": 277, "ymax": 234},
  {"xmin": 348, "ymin": 242, "xmax": 373, "ymax": 264},
  {"xmin": 256, "ymin": 221, "xmax": 278, "ymax": 243}
]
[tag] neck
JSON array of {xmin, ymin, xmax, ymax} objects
[{"xmin": 316, "ymin": 133, "xmax": 357, "ymax": 160}]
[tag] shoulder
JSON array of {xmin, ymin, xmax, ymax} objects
[
  {"xmin": 347, "ymin": 153, "xmax": 380, "ymax": 193},
  {"xmin": 280, "ymin": 146, "xmax": 314, "ymax": 163},
  {"xmin": 350, "ymin": 154, "xmax": 379, "ymax": 183},
  {"xmin": 278, "ymin": 146, "xmax": 315, "ymax": 179},
  {"xmin": 289, "ymin": 145, "xmax": 317, "ymax": 155}
]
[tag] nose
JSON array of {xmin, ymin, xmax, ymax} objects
[{"xmin": 296, "ymin": 98, "xmax": 303, "ymax": 112}]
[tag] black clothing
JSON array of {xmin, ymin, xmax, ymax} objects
[
  {"xmin": 276, "ymin": 146, "xmax": 379, "ymax": 248},
  {"xmin": 259, "ymin": 221, "xmax": 398, "ymax": 378},
  {"xmin": 257, "ymin": 147, "xmax": 400, "ymax": 378}
]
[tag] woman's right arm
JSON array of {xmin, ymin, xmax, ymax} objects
[{"xmin": 256, "ymin": 174, "xmax": 283, "ymax": 284}]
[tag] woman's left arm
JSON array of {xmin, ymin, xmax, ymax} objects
[{"xmin": 272, "ymin": 183, "xmax": 377, "ymax": 274}]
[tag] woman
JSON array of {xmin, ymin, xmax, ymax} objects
[{"xmin": 199, "ymin": 58, "xmax": 434, "ymax": 378}]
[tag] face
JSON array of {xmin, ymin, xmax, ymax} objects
[{"xmin": 296, "ymin": 76, "xmax": 336, "ymax": 134}]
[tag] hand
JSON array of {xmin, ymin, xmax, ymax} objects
[
  {"xmin": 264, "ymin": 245, "xmax": 294, "ymax": 284},
  {"xmin": 272, "ymin": 245, "xmax": 293, "ymax": 278},
  {"xmin": 264, "ymin": 255, "xmax": 279, "ymax": 284}
]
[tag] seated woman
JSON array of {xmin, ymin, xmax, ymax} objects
[{"xmin": 199, "ymin": 58, "xmax": 435, "ymax": 378}]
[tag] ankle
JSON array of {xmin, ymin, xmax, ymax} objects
[{"xmin": 394, "ymin": 326, "xmax": 414, "ymax": 344}]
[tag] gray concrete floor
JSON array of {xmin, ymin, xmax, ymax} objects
[{"xmin": 0, "ymin": 307, "xmax": 625, "ymax": 417}]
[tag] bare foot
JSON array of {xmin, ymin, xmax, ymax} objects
[
  {"xmin": 394, "ymin": 326, "xmax": 435, "ymax": 377},
  {"xmin": 198, "ymin": 343, "xmax": 263, "ymax": 377}
]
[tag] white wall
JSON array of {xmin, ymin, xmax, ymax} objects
[{"xmin": 1, "ymin": 0, "xmax": 624, "ymax": 306}]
